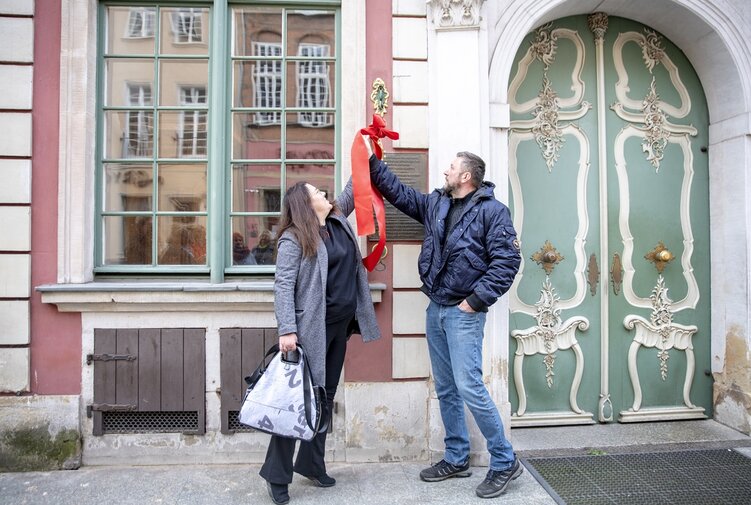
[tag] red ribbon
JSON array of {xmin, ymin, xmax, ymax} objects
[{"xmin": 351, "ymin": 114, "xmax": 399, "ymax": 271}]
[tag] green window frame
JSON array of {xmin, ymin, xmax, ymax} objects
[{"xmin": 95, "ymin": 1, "xmax": 341, "ymax": 282}]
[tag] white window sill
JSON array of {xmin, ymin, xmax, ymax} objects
[{"xmin": 37, "ymin": 281, "xmax": 385, "ymax": 313}]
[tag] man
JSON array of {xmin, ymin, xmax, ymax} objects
[{"xmin": 368, "ymin": 148, "xmax": 522, "ymax": 499}]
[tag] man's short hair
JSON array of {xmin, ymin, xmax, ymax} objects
[{"xmin": 456, "ymin": 151, "xmax": 485, "ymax": 188}]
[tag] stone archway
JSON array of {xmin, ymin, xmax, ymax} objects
[{"xmin": 486, "ymin": 0, "xmax": 751, "ymax": 434}]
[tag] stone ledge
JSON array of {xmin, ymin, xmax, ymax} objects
[{"xmin": 37, "ymin": 282, "xmax": 386, "ymax": 312}]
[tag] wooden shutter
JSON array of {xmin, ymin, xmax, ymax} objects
[{"xmin": 90, "ymin": 328, "xmax": 205, "ymax": 435}]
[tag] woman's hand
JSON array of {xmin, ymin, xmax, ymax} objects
[
  {"xmin": 279, "ymin": 333, "xmax": 298, "ymax": 352},
  {"xmin": 362, "ymin": 134, "xmax": 375, "ymax": 157}
]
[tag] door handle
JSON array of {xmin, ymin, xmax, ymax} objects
[{"xmin": 645, "ymin": 241, "xmax": 675, "ymax": 273}]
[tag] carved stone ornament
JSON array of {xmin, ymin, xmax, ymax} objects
[
  {"xmin": 426, "ymin": 0, "xmax": 485, "ymax": 29},
  {"xmin": 641, "ymin": 78, "xmax": 670, "ymax": 171},
  {"xmin": 587, "ymin": 12, "xmax": 608, "ymax": 42},
  {"xmin": 532, "ymin": 77, "xmax": 564, "ymax": 172},
  {"xmin": 512, "ymin": 278, "xmax": 589, "ymax": 415},
  {"xmin": 531, "ymin": 23, "xmax": 558, "ymax": 69},
  {"xmin": 624, "ymin": 276, "xmax": 698, "ymax": 386},
  {"xmin": 641, "ymin": 29, "xmax": 665, "ymax": 74}
]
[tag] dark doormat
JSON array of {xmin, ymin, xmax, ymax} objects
[{"xmin": 523, "ymin": 449, "xmax": 751, "ymax": 505}]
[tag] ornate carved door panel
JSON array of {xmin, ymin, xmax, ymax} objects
[{"xmin": 507, "ymin": 14, "xmax": 711, "ymax": 426}]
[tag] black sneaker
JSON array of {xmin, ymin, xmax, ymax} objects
[
  {"xmin": 419, "ymin": 458, "xmax": 472, "ymax": 482},
  {"xmin": 266, "ymin": 481, "xmax": 290, "ymax": 505},
  {"xmin": 305, "ymin": 473, "xmax": 336, "ymax": 488},
  {"xmin": 475, "ymin": 457, "xmax": 523, "ymax": 498}
]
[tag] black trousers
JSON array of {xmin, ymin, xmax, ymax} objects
[{"xmin": 259, "ymin": 316, "xmax": 351, "ymax": 484}]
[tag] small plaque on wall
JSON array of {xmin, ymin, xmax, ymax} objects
[{"xmin": 368, "ymin": 152, "xmax": 428, "ymax": 242}]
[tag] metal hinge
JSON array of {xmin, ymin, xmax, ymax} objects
[
  {"xmin": 86, "ymin": 353, "xmax": 136, "ymax": 365},
  {"xmin": 86, "ymin": 403, "xmax": 137, "ymax": 418}
]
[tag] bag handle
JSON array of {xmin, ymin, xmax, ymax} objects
[
  {"xmin": 244, "ymin": 343, "xmax": 329, "ymax": 436},
  {"xmin": 299, "ymin": 348, "xmax": 329, "ymax": 435},
  {"xmin": 244, "ymin": 344, "xmax": 280, "ymax": 387}
]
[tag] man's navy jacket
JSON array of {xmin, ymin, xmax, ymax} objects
[{"xmin": 369, "ymin": 155, "xmax": 521, "ymax": 312}]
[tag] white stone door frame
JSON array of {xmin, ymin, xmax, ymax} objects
[{"xmin": 484, "ymin": 0, "xmax": 751, "ymax": 432}]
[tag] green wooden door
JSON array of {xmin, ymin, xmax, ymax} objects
[{"xmin": 507, "ymin": 14, "xmax": 711, "ymax": 426}]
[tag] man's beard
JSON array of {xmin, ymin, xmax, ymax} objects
[{"xmin": 443, "ymin": 180, "xmax": 457, "ymax": 195}]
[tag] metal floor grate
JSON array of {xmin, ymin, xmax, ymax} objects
[{"xmin": 524, "ymin": 449, "xmax": 751, "ymax": 504}]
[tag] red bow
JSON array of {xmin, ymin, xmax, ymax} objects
[
  {"xmin": 351, "ymin": 115, "xmax": 398, "ymax": 271},
  {"xmin": 360, "ymin": 114, "xmax": 400, "ymax": 160}
]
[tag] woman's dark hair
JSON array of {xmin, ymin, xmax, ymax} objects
[{"xmin": 277, "ymin": 182, "xmax": 322, "ymax": 257}]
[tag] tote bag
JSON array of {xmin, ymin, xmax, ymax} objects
[{"xmin": 238, "ymin": 344, "xmax": 328, "ymax": 441}]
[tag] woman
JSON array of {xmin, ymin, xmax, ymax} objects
[{"xmin": 260, "ymin": 180, "xmax": 381, "ymax": 505}]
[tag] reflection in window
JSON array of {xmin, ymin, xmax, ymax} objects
[
  {"xmin": 253, "ymin": 42, "xmax": 282, "ymax": 125},
  {"xmin": 297, "ymin": 44, "xmax": 332, "ymax": 127},
  {"xmin": 124, "ymin": 84, "xmax": 153, "ymax": 158},
  {"xmin": 126, "ymin": 8, "xmax": 156, "ymax": 38},
  {"xmin": 171, "ymin": 8, "xmax": 203, "ymax": 43},
  {"xmin": 178, "ymin": 87, "xmax": 208, "ymax": 157}
]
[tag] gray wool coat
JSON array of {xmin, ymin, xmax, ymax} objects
[{"xmin": 274, "ymin": 180, "xmax": 381, "ymax": 386}]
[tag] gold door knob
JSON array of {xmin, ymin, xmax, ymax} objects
[
  {"xmin": 656, "ymin": 249, "xmax": 673, "ymax": 262},
  {"xmin": 645, "ymin": 241, "xmax": 675, "ymax": 273}
]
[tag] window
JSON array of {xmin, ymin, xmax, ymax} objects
[
  {"xmin": 297, "ymin": 44, "xmax": 332, "ymax": 127},
  {"xmin": 252, "ymin": 42, "xmax": 282, "ymax": 125},
  {"xmin": 98, "ymin": 4, "xmax": 338, "ymax": 274},
  {"xmin": 124, "ymin": 84, "xmax": 154, "ymax": 158},
  {"xmin": 178, "ymin": 87, "xmax": 208, "ymax": 157},
  {"xmin": 171, "ymin": 8, "xmax": 203, "ymax": 43},
  {"xmin": 126, "ymin": 8, "xmax": 156, "ymax": 38}
]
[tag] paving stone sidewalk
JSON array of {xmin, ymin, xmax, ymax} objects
[{"xmin": 0, "ymin": 462, "xmax": 555, "ymax": 505}]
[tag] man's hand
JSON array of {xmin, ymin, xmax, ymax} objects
[
  {"xmin": 458, "ymin": 300, "xmax": 476, "ymax": 313},
  {"xmin": 279, "ymin": 333, "xmax": 298, "ymax": 352}
]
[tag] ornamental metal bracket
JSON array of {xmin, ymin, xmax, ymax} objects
[
  {"xmin": 370, "ymin": 78, "xmax": 390, "ymax": 117},
  {"xmin": 531, "ymin": 240, "xmax": 564, "ymax": 275},
  {"xmin": 611, "ymin": 253, "xmax": 623, "ymax": 295},
  {"xmin": 587, "ymin": 253, "xmax": 599, "ymax": 296}
]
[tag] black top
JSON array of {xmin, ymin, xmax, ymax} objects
[
  {"xmin": 322, "ymin": 217, "xmax": 358, "ymax": 323},
  {"xmin": 442, "ymin": 189, "xmax": 477, "ymax": 248}
]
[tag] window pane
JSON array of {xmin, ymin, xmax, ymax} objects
[
  {"xmin": 157, "ymin": 215, "xmax": 207, "ymax": 265},
  {"xmin": 232, "ymin": 113, "xmax": 281, "ymax": 160},
  {"xmin": 103, "ymin": 215, "xmax": 153, "ymax": 265},
  {"xmin": 286, "ymin": 113, "xmax": 335, "ymax": 160},
  {"xmin": 285, "ymin": 163, "xmax": 335, "ymax": 200},
  {"xmin": 286, "ymin": 10, "xmax": 335, "ymax": 57},
  {"xmin": 232, "ymin": 59, "xmax": 284, "ymax": 109},
  {"xmin": 231, "ymin": 216, "xmax": 278, "ymax": 266},
  {"xmin": 107, "ymin": 7, "xmax": 156, "ymax": 55},
  {"xmin": 158, "ymin": 111, "xmax": 208, "ymax": 159},
  {"xmin": 158, "ymin": 164, "xmax": 207, "ymax": 212},
  {"xmin": 288, "ymin": 61, "xmax": 335, "ymax": 122},
  {"xmin": 159, "ymin": 60, "xmax": 209, "ymax": 105},
  {"xmin": 231, "ymin": 164, "xmax": 281, "ymax": 212},
  {"xmin": 105, "ymin": 60, "xmax": 154, "ymax": 106},
  {"xmin": 103, "ymin": 164, "xmax": 154, "ymax": 212},
  {"xmin": 232, "ymin": 7, "xmax": 282, "ymax": 57},
  {"xmin": 160, "ymin": 7, "xmax": 210, "ymax": 54},
  {"xmin": 105, "ymin": 111, "xmax": 154, "ymax": 159}
]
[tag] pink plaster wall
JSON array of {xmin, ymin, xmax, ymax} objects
[
  {"xmin": 345, "ymin": 0, "xmax": 395, "ymax": 382},
  {"xmin": 30, "ymin": 0, "xmax": 82, "ymax": 395}
]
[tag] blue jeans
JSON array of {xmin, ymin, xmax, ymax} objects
[{"xmin": 426, "ymin": 301, "xmax": 515, "ymax": 471}]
